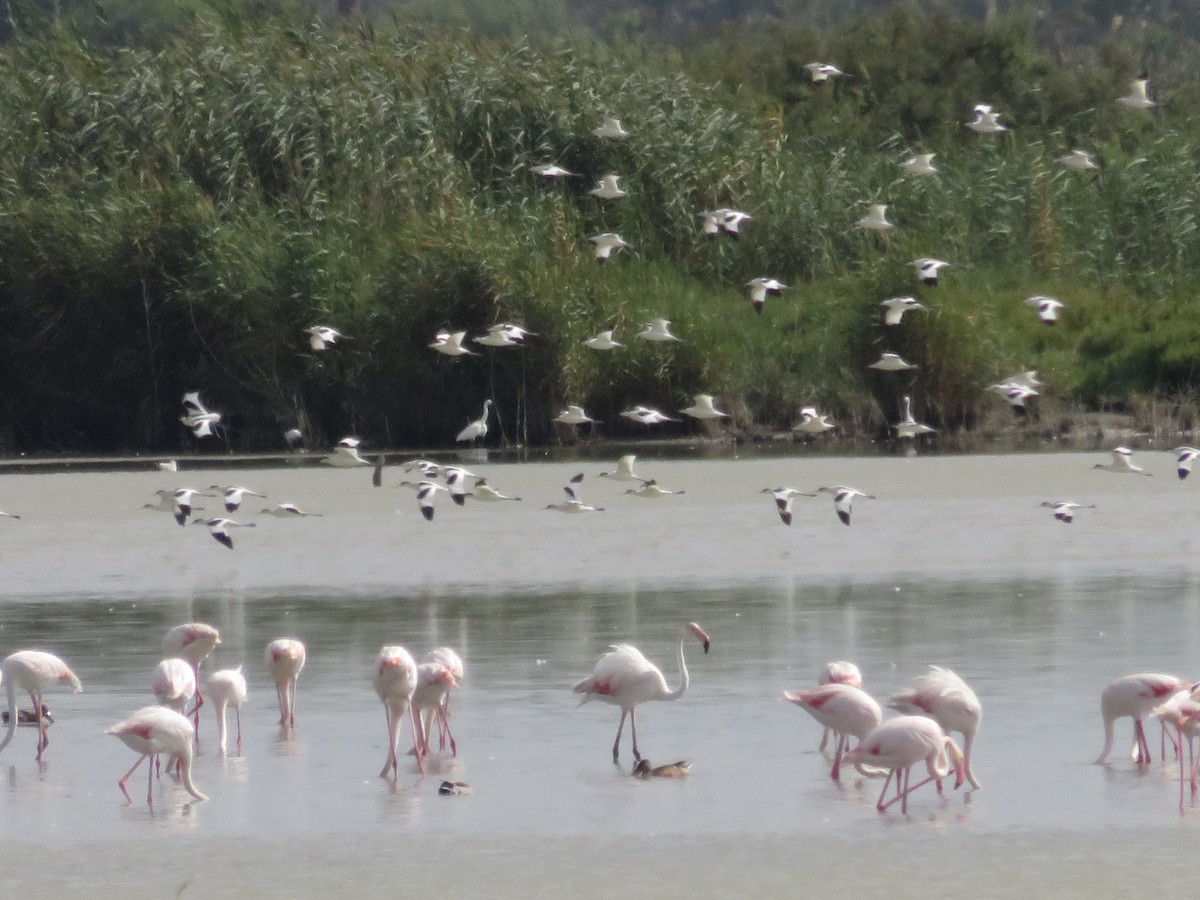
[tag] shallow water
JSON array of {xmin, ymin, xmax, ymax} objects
[{"xmin": 2, "ymin": 451, "xmax": 1200, "ymax": 898}]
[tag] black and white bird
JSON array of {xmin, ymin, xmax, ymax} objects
[
  {"xmin": 745, "ymin": 277, "xmax": 786, "ymax": 314},
  {"xmin": 545, "ymin": 473, "xmax": 604, "ymax": 513},
  {"xmin": 625, "ymin": 479, "xmax": 685, "ymax": 499},
  {"xmin": 194, "ymin": 516, "xmax": 255, "ymax": 550},
  {"xmin": 326, "ymin": 437, "xmax": 373, "ymax": 467},
  {"xmin": 636, "ymin": 319, "xmax": 681, "ymax": 342},
  {"xmin": 868, "ymin": 352, "xmax": 916, "ymax": 372},
  {"xmin": 400, "ymin": 480, "xmax": 447, "ymax": 522},
  {"xmin": 590, "ymin": 232, "xmax": 631, "ymax": 262},
  {"xmin": 305, "ymin": 325, "xmax": 347, "ymax": 351},
  {"xmin": 589, "ymin": 174, "xmax": 628, "ymax": 200},
  {"xmin": 1025, "ymin": 295, "xmax": 1064, "ymax": 325},
  {"xmin": 895, "ymin": 395, "xmax": 936, "ymax": 439},
  {"xmin": 1093, "ymin": 446, "xmax": 1152, "ymax": 475},
  {"xmin": 911, "ymin": 258, "xmax": 950, "ymax": 286},
  {"xmin": 260, "ymin": 503, "xmax": 322, "ymax": 518},
  {"xmin": 680, "ymin": 394, "xmax": 728, "ymax": 420},
  {"xmin": 1040, "ymin": 501, "xmax": 1094, "ymax": 524},
  {"xmin": 598, "ymin": 454, "xmax": 645, "ymax": 483},
  {"xmin": 209, "ymin": 485, "xmax": 266, "ymax": 513},
  {"xmin": 554, "ymin": 405, "xmax": 599, "ymax": 426},
  {"xmin": 817, "ymin": 486, "xmax": 876, "ymax": 526},
  {"xmin": 881, "ymin": 297, "xmax": 927, "ymax": 326},
  {"xmin": 701, "ymin": 208, "xmax": 752, "ymax": 238},
  {"xmin": 1057, "ymin": 150, "xmax": 1099, "ymax": 172},
  {"xmin": 804, "ymin": 62, "xmax": 845, "ymax": 84},
  {"xmin": 967, "ymin": 104, "xmax": 1007, "ymax": 133},
  {"xmin": 180, "ymin": 391, "xmax": 222, "ymax": 439},
  {"xmin": 474, "ymin": 324, "xmax": 533, "ymax": 349},
  {"xmin": 471, "ymin": 478, "xmax": 521, "ymax": 502},
  {"xmin": 531, "ymin": 163, "xmax": 576, "ymax": 178},
  {"xmin": 761, "ymin": 487, "xmax": 816, "ymax": 526},
  {"xmin": 429, "ymin": 330, "xmax": 477, "ymax": 356},
  {"xmin": 1174, "ymin": 446, "xmax": 1200, "ymax": 480},
  {"xmin": 855, "ymin": 204, "xmax": 894, "ymax": 232},
  {"xmin": 621, "ymin": 405, "xmax": 679, "ymax": 426},
  {"xmin": 583, "ymin": 330, "xmax": 623, "ymax": 350},
  {"xmin": 444, "ymin": 467, "xmax": 477, "ymax": 506},
  {"xmin": 793, "ymin": 406, "xmax": 835, "ymax": 435}
]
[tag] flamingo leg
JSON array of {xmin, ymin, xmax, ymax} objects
[
  {"xmin": 830, "ymin": 733, "xmax": 846, "ymax": 781},
  {"xmin": 409, "ymin": 704, "xmax": 425, "ymax": 776},
  {"xmin": 379, "ymin": 706, "xmax": 396, "ymax": 779},
  {"xmin": 875, "ymin": 770, "xmax": 895, "ymax": 812},
  {"xmin": 1133, "ymin": 719, "xmax": 1150, "ymax": 765},
  {"xmin": 275, "ymin": 682, "xmax": 287, "ymax": 726},
  {"xmin": 629, "ymin": 708, "xmax": 641, "ymax": 761},
  {"xmin": 235, "ymin": 708, "xmax": 242, "ymax": 750},
  {"xmin": 612, "ymin": 709, "xmax": 628, "ymax": 764},
  {"xmin": 31, "ymin": 691, "xmax": 47, "ymax": 761},
  {"xmin": 116, "ymin": 752, "xmax": 149, "ymax": 805},
  {"xmin": 818, "ymin": 726, "xmax": 830, "ymax": 753},
  {"xmin": 287, "ymin": 678, "xmax": 297, "ymax": 728},
  {"xmin": 438, "ymin": 704, "xmax": 457, "ymax": 756}
]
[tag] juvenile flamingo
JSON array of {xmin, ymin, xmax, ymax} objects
[
  {"xmin": 106, "ymin": 706, "xmax": 206, "ymax": 806},
  {"xmin": 844, "ymin": 715, "xmax": 965, "ymax": 814},
  {"xmin": 572, "ymin": 622, "xmax": 710, "ymax": 764},
  {"xmin": 0, "ymin": 650, "xmax": 82, "ymax": 762},
  {"xmin": 373, "ymin": 646, "xmax": 425, "ymax": 779},
  {"xmin": 266, "ymin": 638, "xmax": 306, "ymax": 728}
]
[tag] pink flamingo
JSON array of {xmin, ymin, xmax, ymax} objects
[
  {"xmin": 844, "ymin": 715, "xmax": 965, "ymax": 814},
  {"xmin": 422, "ymin": 647, "xmax": 464, "ymax": 753},
  {"xmin": 0, "ymin": 650, "xmax": 83, "ymax": 762},
  {"xmin": 816, "ymin": 660, "xmax": 863, "ymax": 751},
  {"xmin": 412, "ymin": 662, "xmax": 460, "ymax": 756},
  {"xmin": 161, "ymin": 623, "xmax": 221, "ymax": 731},
  {"xmin": 207, "ymin": 667, "xmax": 248, "ymax": 755},
  {"xmin": 782, "ymin": 683, "xmax": 881, "ymax": 780},
  {"xmin": 106, "ymin": 705, "xmax": 207, "ymax": 806},
  {"xmin": 1151, "ymin": 691, "xmax": 1200, "ymax": 813},
  {"xmin": 151, "ymin": 658, "xmax": 196, "ymax": 715},
  {"xmin": 572, "ymin": 622, "xmax": 710, "ymax": 764},
  {"xmin": 373, "ymin": 646, "xmax": 425, "ymax": 779},
  {"xmin": 1096, "ymin": 673, "xmax": 1190, "ymax": 765},
  {"xmin": 888, "ymin": 665, "xmax": 983, "ymax": 789},
  {"xmin": 266, "ymin": 638, "xmax": 306, "ymax": 728}
]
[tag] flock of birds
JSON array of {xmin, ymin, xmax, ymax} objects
[
  {"xmin": 5, "ymin": 619, "xmax": 1199, "ymax": 816},
  {"xmin": 167, "ymin": 70, "xmax": 1160, "ymax": 458}
]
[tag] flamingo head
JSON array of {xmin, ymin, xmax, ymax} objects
[{"xmin": 687, "ymin": 622, "xmax": 710, "ymax": 654}]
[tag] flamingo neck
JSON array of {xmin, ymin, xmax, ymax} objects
[
  {"xmin": 663, "ymin": 633, "xmax": 690, "ymax": 701},
  {"xmin": 1096, "ymin": 716, "xmax": 1116, "ymax": 764}
]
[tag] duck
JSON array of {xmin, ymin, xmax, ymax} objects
[{"xmin": 633, "ymin": 758, "xmax": 692, "ymax": 778}]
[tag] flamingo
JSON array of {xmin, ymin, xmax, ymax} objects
[
  {"xmin": 456, "ymin": 400, "xmax": 493, "ymax": 445},
  {"xmin": 373, "ymin": 646, "xmax": 424, "ymax": 778},
  {"xmin": 266, "ymin": 638, "xmax": 306, "ymax": 728},
  {"xmin": 151, "ymin": 658, "xmax": 196, "ymax": 715},
  {"xmin": 0, "ymin": 650, "xmax": 82, "ymax": 762},
  {"xmin": 1150, "ymin": 691, "xmax": 1200, "ymax": 812},
  {"xmin": 411, "ymin": 662, "xmax": 460, "ymax": 756},
  {"xmin": 845, "ymin": 715, "xmax": 965, "ymax": 813},
  {"xmin": 207, "ymin": 666, "xmax": 248, "ymax": 755},
  {"xmin": 817, "ymin": 660, "xmax": 864, "ymax": 750},
  {"xmin": 888, "ymin": 666, "xmax": 983, "ymax": 789},
  {"xmin": 161, "ymin": 623, "xmax": 220, "ymax": 731},
  {"xmin": 782, "ymin": 683, "xmax": 882, "ymax": 780},
  {"xmin": 422, "ymin": 647, "xmax": 464, "ymax": 754},
  {"xmin": 572, "ymin": 622, "xmax": 710, "ymax": 764},
  {"xmin": 107, "ymin": 706, "xmax": 206, "ymax": 806},
  {"xmin": 1096, "ymin": 672, "xmax": 1190, "ymax": 765}
]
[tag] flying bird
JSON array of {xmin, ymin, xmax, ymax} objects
[
  {"xmin": 636, "ymin": 319, "xmax": 681, "ymax": 342},
  {"xmin": 855, "ymin": 203, "xmax": 894, "ymax": 231},
  {"xmin": 804, "ymin": 62, "xmax": 845, "ymax": 84},
  {"xmin": 621, "ymin": 405, "xmax": 679, "ymax": 426},
  {"xmin": 1025, "ymin": 295, "xmax": 1064, "ymax": 325},
  {"xmin": 911, "ymin": 258, "xmax": 950, "ymax": 286},
  {"xmin": 625, "ymin": 479, "xmax": 686, "ymax": 499},
  {"xmin": 895, "ymin": 395, "xmax": 936, "ymax": 439},
  {"xmin": 598, "ymin": 454, "xmax": 645, "ymax": 483},
  {"xmin": 1040, "ymin": 500, "xmax": 1094, "ymax": 524},
  {"xmin": 1093, "ymin": 446, "xmax": 1152, "ymax": 475},
  {"xmin": 554, "ymin": 405, "xmax": 599, "ymax": 426},
  {"xmin": 325, "ymin": 437, "xmax": 374, "ymax": 467},
  {"xmin": 589, "ymin": 174, "xmax": 628, "ymax": 200},
  {"xmin": 817, "ymin": 485, "xmax": 875, "ymax": 526},
  {"xmin": 745, "ymin": 277, "xmax": 786, "ymax": 314},
  {"xmin": 545, "ymin": 473, "xmax": 604, "ymax": 513},
  {"xmin": 590, "ymin": 232, "xmax": 631, "ymax": 262},
  {"xmin": 305, "ymin": 325, "xmax": 347, "ymax": 351},
  {"xmin": 194, "ymin": 516, "xmax": 255, "ymax": 549},
  {"xmin": 868, "ymin": 352, "xmax": 916, "ymax": 372},
  {"xmin": 531, "ymin": 163, "xmax": 576, "ymax": 178},
  {"xmin": 583, "ymin": 330, "xmax": 623, "ymax": 350},
  {"xmin": 793, "ymin": 406, "xmax": 835, "ymax": 435},
  {"xmin": 593, "ymin": 116, "xmax": 630, "ymax": 139},
  {"xmin": 900, "ymin": 153, "xmax": 938, "ymax": 176},
  {"xmin": 259, "ymin": 503, "xmax": 322, "ymax": 518},
  {"xmin": 967, "ymin": 103, "xmax": 1007, "ymax": 133},
  {"xmin": 680, "ymin": 394, "xmax": 727, "ymax": 420},
  {"xmin": 1117, "ymin": 74, "xmax": 1154, "ymax": 110},
  {"xmin": 471, "ymin": 478, "xmax": 521, "ymax": 502},
  {"xmin": 400, "ymin": 480, "xmax": 448, "ymax": 522},
  {"xmin": 1173, "ymin": 446, "xmax": 1200, "ymax": 480},
  {"xmin": 429, "ymin": 330, "xmax": 477, "ymax": 356},
  {"xmin": 881, "ymin": 296, "xmax": 927, "ymax": 326},
  {"xmin": 761, "ymin": 487, "xmax": 816, "ymax": 526},
  {"xmin": 1057, "ymin": 149, "xmax": 1099, "ymax": 172}
]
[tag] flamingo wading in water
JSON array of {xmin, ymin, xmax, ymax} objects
[
  {"xmin": 266, "ymin": 638, "xmax": 306, "ymax": 728},
  {"xmin": 0, "ymin": 650, "xmax": 82, "ymax": 762},
  {"xmin": 1095, "ymin": 672, "xmax": 1190, "ymax": 765},
  {"xmin": 888, "ymin": 665, "xmax": 983, "ymax": 789},
  {"xmin": 782, "ymin": 683, "xmax": 881, "ymax": 781},
  {"xmin": 107, "ymin": 705, "xmax": 207, "ymax": 806},
  {"xmin": 373, "ymin": 646, "xmax": 425, "ymax": 778},
  {"xmin": 572, "ymin": 622, "xmax": 710, "ymax": 763},
  {"xmin": 161, "ymin": 623, "xmax": 220, "ymax": 733},
  {"xmin": 845, "ymin": 715, "xmax": 965, "ymax": 814}
]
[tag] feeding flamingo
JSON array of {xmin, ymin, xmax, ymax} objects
[
  {"xmin": 0, "ymin": 650, "xmax": 82, "ymax": 762},
  {"xmin": 106, "ymin": 705, "xmax": 206, "ymax": 806},
  {"xmin": 422, "ymin": 647, "xmax": 464, "ymax": 754},
  {"xmin": 266, "ymin": 638, "xmax": 306, "ymax": 728},
  {"xmin": 161, "ymin": 623, "xmax": 221, "ymax": 732},
  {"xmin": 373, "ymin": 646, "xmax": 424, "ymax": 779},
  {"xmin": 782, "ymin": 683, "xmax": 881, "ymax": 780},
  {"xmin": 572, "ymin": 622, "xmax": 710, "ymax": 764},
  {"xmin": 411, "ymin": 662, "xmax": 460, "ymax": 756},
  {"xmin": 207, "ymin": 666, "xmax": 248, "ymax": 755},
  {"xmin": 844, "ymin": 715, "xmax": 965, "ymax": 814},
  {"xmin": 1096, "ymin": 672, "xmax": 1190, "ymax": 765},
  {"xmin": 888, "ymin": 665, "xmax": 983, "ymax": 789},
  {"xmin": 816, "ymin": 660, "xmax": 864, "ymax": 751}
]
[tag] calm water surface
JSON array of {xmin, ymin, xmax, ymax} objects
[{"xmin": 2, "ymin": 451, "xmax": 1200, "ymax": 897}]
